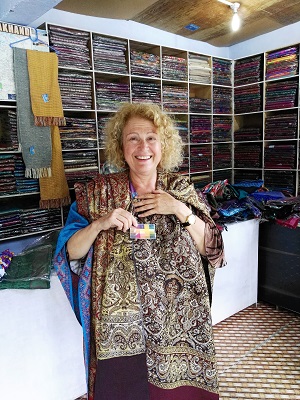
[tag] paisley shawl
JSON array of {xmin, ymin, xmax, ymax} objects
[{"xmin": 54, "ymin": 171, "xmax": 225, "ymax": 400}]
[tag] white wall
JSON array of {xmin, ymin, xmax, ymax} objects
[
  {"xmin": 31, "ymin": 9, "xmax": 300, "ymax": 61},
  {"xmin": 229, "ymin": 21, "xmax": 300, "ymax": 60},
  {"xmin": 31, "ymin": 9, "xmax": 230, "ymax": 58}
]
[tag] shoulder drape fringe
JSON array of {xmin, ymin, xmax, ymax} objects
[
  {"xmin": 25, "ymin": 167, "xmax": 52, "ymax": 179},
  {"xmin": 39, "ymin": 126, "xmax": 71, "ymax": 209},
  {"xmin": 34, "ymin": 116, "xmax": 66, "ymax": 127}
]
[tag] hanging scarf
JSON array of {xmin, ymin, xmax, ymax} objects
[
  {"xmin": 39, "ymin": 126, "xmax": 71, "ymax": 208},
  {"xmin": 54, "ymin": 171, "xmax": 225, "ymax": 400},
  {"xmin": 13, "ymin": 48, "xmax": 52, "ymax": 178},
  {"xmin": 26, "ymin": 50, "xmax": 66, "ymax": 127}
]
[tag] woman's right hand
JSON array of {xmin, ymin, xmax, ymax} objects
[
  {"xmin": 95, "ymin": 208, "xmax": 138, "ymax": 233},
  {"xmin": 67, "ymin": 208, "xmax": 138, "ymax": 260}
]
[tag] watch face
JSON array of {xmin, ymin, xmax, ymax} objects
[{"xmin": 187, "ymin": 213, "xmax": 196, "ymax": 225}]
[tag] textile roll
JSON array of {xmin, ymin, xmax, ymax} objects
[
  {"xmin": 39, "ymin": 126, "xmax": 71, "ymax": 208},
  {"xmin": 26, "ymin": 50, "xmax": 66, "ymax": 127},
  {"xmin": 13, "ymin": 47, "xmax": 52, "ymax": 178}
]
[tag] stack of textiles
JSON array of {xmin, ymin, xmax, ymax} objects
[
  {"xmin": 213, "ymin": 144, "xmax": 232, "ymax": 169},
  {"xmin": 234, "ymin": 144, "xmax": 262, "ymax": 168},
  {"xmin": 213, "ymin": 58, "xmax": 232, "ymax": 86},
  {"xmin": 96, "ymin": 81, "xmax": 130, "ymax": 111},
  {"xmin": 14, "ymin": 155, "xmax": 39, "ymax": 194},
  {"xmin": 93, "ymin": 35, "xmax": 128, "ymax": 74},
  {"xmin": 190, "ymin": 173, "xmax": 212, "ymax": 190},
  {"xmin": 234, "ymin": 170, "xmax": 262, "ymax": 182},
  {"xmin": 188, "ymin": 54, "xmax": 211, "ymax": 83},
  {"xmin": 265, "ymin": 112, "xmax": 298, "ymax": 140},
  {"xmin": 48, "ymin": 25, "xmax": 91, "ymax": 70},
  {"xmin": 130, "ymin": 50, "xmax": 160, "ymax": 77},
  {"xmin": 264, "ymin": 170, "xmax": 295, "ymax": 194},
  {"xmin": 190, "ymin": 115, "xmax": 211, "ymax": 143},
  {"xmin": 131, "ymin": 81, "xmax": 161, "ymax": 104},
  {"xmin": 266, "ymin": 46, "xmax": 298, "ymax": 80},
  {"xmin": 189, "ymin": 97, "xmax": 211, "ymax": 113},
  {"xmin": 62, "ymin": 150, "xmax": 98, "ymax": 187},
  {"xmin": 59, "ymin": 117, "xmax": 97, "ymax": 150},
  {"xmin": 213, "ymin": 86, "xmax": 232, "ymax": 114},
  {"xmin": 213, "ymin": 170, "xmax": 232, "ymax": 182},
  {"xmin": 234, "ymin": 84, "xmax": 262, "ymax": 113},
  {"xmin": 0, "ymin": 208, "xmax": 22, "ymax": 239},
  {"xmin": 0, "ymin": 110, "xmax": 18, "ymax": 151},
  {"xmin": 265, "ymin": 80, "xmax": 298, "ymax": 110},
  {"xmin": 97, "ymin": 116, "xmax": 110, "ymax": 148},
  {"xmin": 264, "ymin": 144, "xmax": 296, "ymax": 169},
  {"xmin": 173, "ymin": 119, "xmax": 188, "ymax": 143},
  {"xmin": 162, "ymin": 85, "xmax": 188, "ymax": 112},
  {"xmin": 190, "ymin": 145, "xmax": 211, "ymax": 172},
  {"xmin": 213, "ymin": 116, "xmax": 232, "ymax": 142},
  {"xmin": 234, "ymin": 127, "xmax": 261, "ymax": 141},
  {"xmin": 0, "ymin": 154, "xmax": 16, "ymax": 194},
  {"xmin": 162, "ymin": 55, "xmax": 187, "ymax": 80},
  {"xmin": 234, "ymin": 55, "xmax": 262, "ymax": 86},
  {"xmin": 21, "ymin": 208, "xmax": 62, "ymax": 233},
  {"xmin": 58, "ymin": 72, "xmax": 93, "ymax": 110}
]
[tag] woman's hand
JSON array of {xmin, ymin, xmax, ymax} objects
[
  {"xmin": 67, "ymin": 208, "xmax": 138, "ymax": 260},
  {"xmin": 98, "ymin": 208, "xmax": 138, "ymax": 232},
  {"xmin": 134, "ymin": 189, "xmax": 206, "ymax": 256},
  {"xmin": 133, "ymin": 189, "xmax": 180, "ymax": 217}
]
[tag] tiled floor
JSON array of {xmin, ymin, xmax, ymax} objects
[
  {"xmin": 213, "ymin": 302, "xmax": 300, "ymax": 399},
  {"xmin": 76, "ymin": 301, "xmax": 300, "ymax": 400}
]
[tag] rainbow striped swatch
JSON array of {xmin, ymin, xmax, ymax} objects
[{"xmin": 130, "ymin": 224, "xmax": 156, "ymax": 239}]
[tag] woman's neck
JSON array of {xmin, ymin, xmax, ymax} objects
[{"xmin": 129, "ymin": 171, "xmax": 157, "ymax": 195}]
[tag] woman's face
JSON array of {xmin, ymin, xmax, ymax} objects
[{"xmin": 122, "ymin": 116, "xmax": 162, "ymax": 176}]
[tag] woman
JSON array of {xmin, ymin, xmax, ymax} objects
[{"xmin": 54, "ymin": 103, "xmax": 225, "ymax": 400}]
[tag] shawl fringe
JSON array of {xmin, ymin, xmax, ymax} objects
[
  {"xmin": 25, "ymin": 167, "xmax": 52, "ymax": 179},
  {"xmin": 40, "ymin": 195, "xmax": 71, "ymax": 209},
  {"xmin": 34, "ymin": 116, "xmax": 66, "ymax": 127}
]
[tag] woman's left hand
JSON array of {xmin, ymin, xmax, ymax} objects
[{"xmin": 133, "ymin": 189, "xmax": 180, "ymax": 217}]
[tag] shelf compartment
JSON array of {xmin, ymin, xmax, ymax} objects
[
  {"xmin": 213, "ymin": 144, "xmax": 232, "ymax": 169},
  {"xmin": 265, "ymin": 45, "xmax": 299, "ymax": 81},
  {"xmin": 189, "ymin": 84, "xmax": 212, "ymax": 114},
  {"xmin": 213, "ymin": 58, "xmax": 232, "ymax": 86},
  {"xmin": 265, "ymin": 79, "xmax": 298, "ymax": 110},
  {"xmin": 234, "ymin": 54, "xmax": 263, "ymax": 86},
  {"xmin": 213, "ymin": 86, "xmax": 232, "ymax": 114},
  {"xmin": 190, "ymin": 172, "xmax": 213, "ymax": 190},
  {"xmin": 189, "ymin": 53, "xmax": 211, "ymax": 84},
  {"xmin": 265, "ymin": 110, "xmax": 298, "ymax": 140},
  {"xmin": 190, "ymin": 144, "xmax": 212, "ymax": 173},
  {"xmin": 234, "ymin": 113, "xmax": 263, "ymax": 142},
  {"xmin": 48, "ymin": 24, "xmax": 91, "ymax": 70},
  {"xmin": 162, "ymin": 83, "xmax": 188, "ymax": 113},
  {"xmin": 129, "ymin": 41, "xmax": 160, "ymax": 78},
  {"xmin": 58, "ymin": 70, "xmax": 93, "ymax": 110},
  {"xmin": 234, "ymin": 83, "xmax": 262, "ymax": 114},
  {"xmin": 0, "ymin": 109, "xmax": 18, "ymax": 151},
  {"xmin": 131, "ymin": 78, "xmax": 161, "ymax": 104},
  {"xmin": 92, "ymin": 33, "xmax": 128, "ymax": 75},
  {"xmin": 213, "ymin": 115, "xmax": 232, "ymax": 142},
  {"xmin": 234, "ymin": 143, "xmax": 262, "ymax": 168},
  {"xmin": 161, "ymin": 47, "xmax": 187, "ymax": 81},
  {"xmin": 263, "ymin": 170, "xmax": 296, "ymax": 195},
  {"xmin": 264, "ymin": 142, "xmax": 297, "ymax": 170},
  {"xmin": 190, "ymin": 115, "xmax": 211, "ymax": 143}
]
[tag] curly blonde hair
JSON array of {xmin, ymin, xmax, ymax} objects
[{"xmin": 104, "ymin": 103, "xmax": 184, "ymax": 171}]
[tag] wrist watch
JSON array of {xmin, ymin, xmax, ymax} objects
[{"xmin": 181, "ymin": 213, "xmax": 196, "ymax": 227}]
